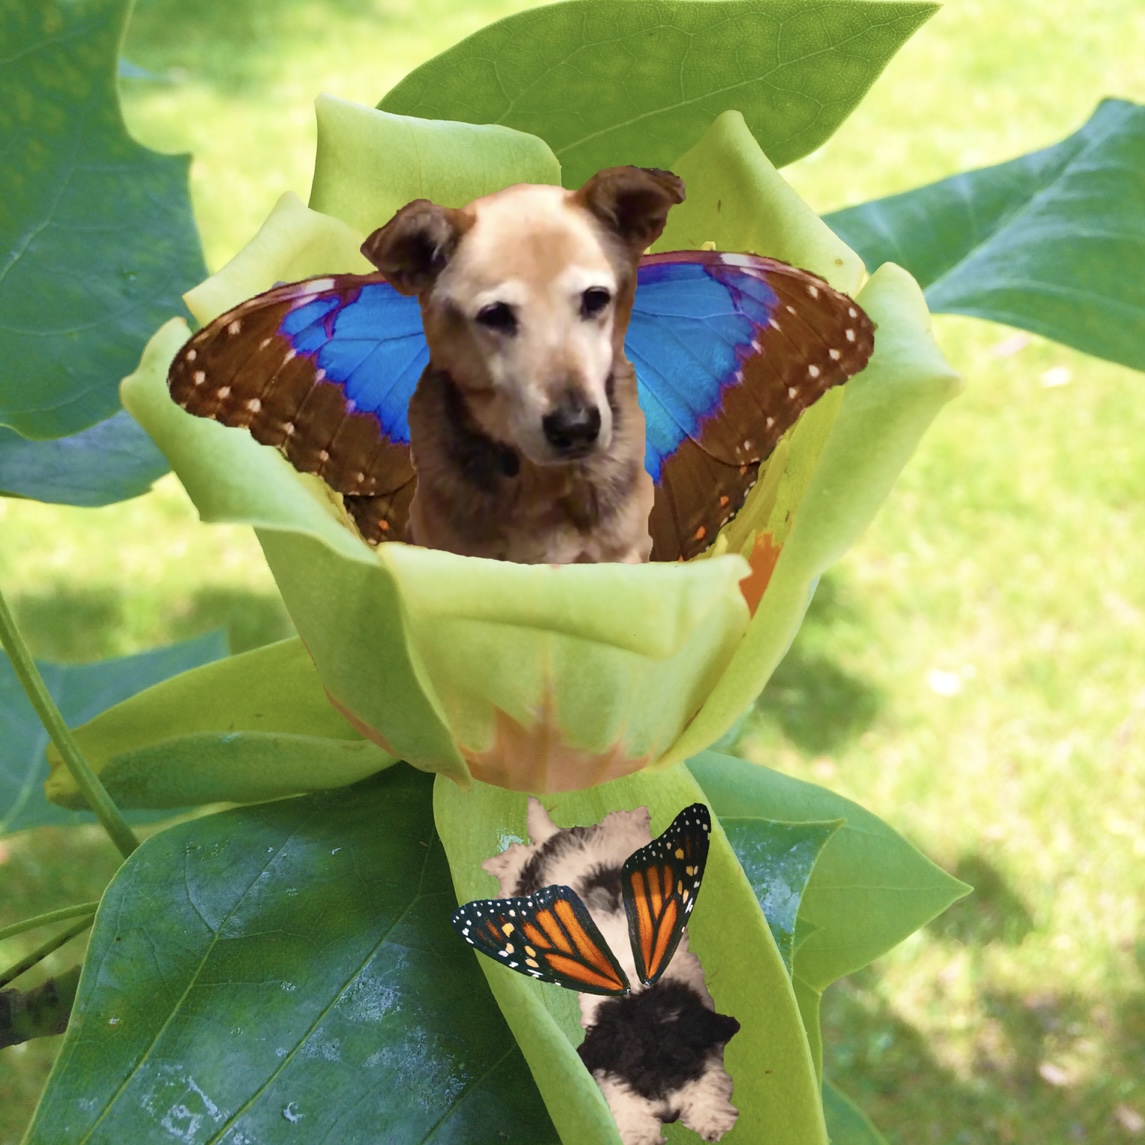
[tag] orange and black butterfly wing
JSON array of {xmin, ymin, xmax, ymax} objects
[
  {"xmin": 450, "ymin": 884, "xmax": 630, "ymax": 996},
  {"xmin": 622, "ymin": 802, "xmax": 712, "ymax": 986}
]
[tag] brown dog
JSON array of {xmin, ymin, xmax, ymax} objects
[{"xmin": 361, "ymin": 167, "xmax": 685, "ymax": 564}]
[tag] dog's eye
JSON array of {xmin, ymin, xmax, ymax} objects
[
  {"xmin": 580, "ymin": 287, "xmax": 612, "ymax": 318},
  {"xmin": 475, "ymin": 301, "xmax": 517, "ymax": 334}
]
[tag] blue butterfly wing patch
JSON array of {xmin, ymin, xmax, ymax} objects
[
  {"xmin": 629, "ymin": 252, "xmax": 875, "ymax": 561},
  {"xmin": 169, "ymin": 273, "xmax": 424, "ymax": 541}
]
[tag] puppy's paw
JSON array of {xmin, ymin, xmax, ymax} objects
[{"xmin": 677, "ymin": 1070, "xmax": 739, "ymax": 1142}]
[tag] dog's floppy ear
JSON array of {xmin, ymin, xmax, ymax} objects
[
  {"xmin": 574, "ymin": 166, "xmax": 686, "ymax": 255},
  {"xmin": 361, "ymin": 200, "xmax": 467, "ymax": 295}
]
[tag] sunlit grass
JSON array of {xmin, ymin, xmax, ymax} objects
[{"xmin": 3, "ymin": 0, "xmax": 1144, "ymax": 1140}]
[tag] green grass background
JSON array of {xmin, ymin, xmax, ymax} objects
[{"xmin": 3, "ymin": 0, "xmax": 1145, "ymax": 1141}]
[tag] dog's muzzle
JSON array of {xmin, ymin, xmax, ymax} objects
[{"xmin": 542, "ymin": 395, "xmax": 601, "ymax": 457}]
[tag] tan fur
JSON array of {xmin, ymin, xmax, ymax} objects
[{"xmin": 361, "ymin": 168, "xmax": 685, "ymax": 563}]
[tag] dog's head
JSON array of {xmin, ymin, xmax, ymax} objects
[{"xmin": 362, "ymin": 167, "xmax": 685, "ymax": 467}]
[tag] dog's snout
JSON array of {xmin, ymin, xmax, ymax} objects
[{"xmin": 542, "ymin": 396, "xmax": 601, "ymax": 454}]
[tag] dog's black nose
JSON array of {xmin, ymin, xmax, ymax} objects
[{"xmin": 543, "ymin": 398, "xmax": 601, "ymax": 453}]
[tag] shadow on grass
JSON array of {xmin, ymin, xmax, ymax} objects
[
  {"xmin": 926, "ymin": 854, "xmax": 1036, "ymax": 946},
  {"xmin": 753, "ymin": 574, "xmax": 884, "ymax": 755},
  {"xmin": 13, "ymin": 585, "xmax": 291, "ymax": 662},
  {"xmin": 823, "ymin": 960, "xmax": 1145, "ymax": 1143}
]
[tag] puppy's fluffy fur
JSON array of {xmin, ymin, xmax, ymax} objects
[
  {"xmin": 362, "ymin": 168, "xmax": 685, "ymax": 563},
  {"xmin": 483, "ymin": 799, "xmax": 740, "ymax": 1145}
]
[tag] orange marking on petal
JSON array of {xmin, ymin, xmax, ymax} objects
[{"xmin": 738, "ymin": 531, "xmax": 783, "ymax": 616}]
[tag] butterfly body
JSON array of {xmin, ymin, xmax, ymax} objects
[{"xmin": 169, "ymin": 176, "xmax": 874, "ymax": 561}]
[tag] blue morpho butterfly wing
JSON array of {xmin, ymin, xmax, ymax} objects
[{"xmin": 168, "ymin": 253, "xmax": 874, "ymax": 556}]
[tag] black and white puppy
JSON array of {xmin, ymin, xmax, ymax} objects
[{"xmin": 482, "ymin": 800, "xmax": 740, "ymax": 1145}]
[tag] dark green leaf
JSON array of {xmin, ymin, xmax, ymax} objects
[
  {"xmin": 0, "ymin": 0, "xmax": 206, "ymax": 439},
  {"xmin": 824, "ymin": 1076, "xmax": 893, "ymax": 1140},
  {"xmin": 826, "ymin": 99, "xmax": 1145, "ymax": 372},
  {"xmin": 689, "ymin": 751, "xmax": 968, "ymax": 989},
  {"xmin": 823, "ymin": 1077, "xmax": 889, "ymax": 1145},
  {"xmin": 722, "ymin": 817, "xmax": 841, "ymax": 973},
  {"xmin": 380, "ymin": 0, "xmax": 938, "ymax": 188},
  {"xmin": 0, "ymin": 411, "xmax": 168, "ymax": 507},
  {"xmin": 25, "ymin": 768, "xmax": 558, "ymax": 1144},
  {"xmin": 0, "ymin": 967, "xmax": 80, "ymax": 1048},
  {"xmin": 689, "ymin": 750, "xmax": 968, "ymax": 1075},
  {"xmin": 0, "ymin": 630, "xmax": 226, "ymax": 835}
]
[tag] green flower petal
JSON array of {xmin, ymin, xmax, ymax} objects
[
  {"xmin": 309, "ymin": 94, "xmax": 562, "ymax": 231},
  {"xmin": 126, "ymin": 100, "xmax": 957, "ymax": 793},
  {"xmin": 657, "ymin": 110, "xmax": 865, "ymax": 291}
]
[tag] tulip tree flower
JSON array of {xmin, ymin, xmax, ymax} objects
[
  {"xmin": 37, "ymin": 93, "xmax": 967, "ymax": 1145},
  {"xmin": 51, "ymin": 96, "xmax": 959, "ymax": 807}
]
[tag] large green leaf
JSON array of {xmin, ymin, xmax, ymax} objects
[
  {"xmin": 0, "ymin": 630, "xmax": 226, "ymax": 836},
  {"xmin": 26, "ymin": 767, "xmax": 558, "ymax": 1144},
  {"xmin": 435, "ymin": 765, "xmax": 829, "ymax": 1145},
  {"xmin": 0, "ymin": 412, "xmax": 167, "ymax": 507},
  {"xmin": 46, "ymin": 638, "xmax": 396, "ymax": 811},
  {"xmin": 0, "ymin": 0, "xmax": 205, "ymax": 440},
  {"xmin": 688, "ymin": 750, "xmax": 968, "ymax": 1073},
  {"xmin": 379, "ymin": 0, "xmax": 938, "ymax": 188},
  {"xmin": 827, "ymin": 99, "xmax": 1145, "ymax": 372},
  {"xmin": 722, "ymin": 816, "xmax": 841, "ymax": 973}
]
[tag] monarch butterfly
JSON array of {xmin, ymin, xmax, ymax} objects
[{"xmin": 450, "ymin": 803, "xmax": 711, "ymax": 994}]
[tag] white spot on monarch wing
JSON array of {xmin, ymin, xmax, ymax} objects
[
  {"xmin": 770, "ymin": 318, "xmax": 781, "ymax": 331},
  {"xmin": 246, "ymin": 398, "xmax": 262, "ymax": 412},
  {"xmin": 807, "ymin": 283, "xmax": 820, "ymax": 298},
  {"xmin": 846, "ymin": 329, "xmax": 856, "ymax": 343},
  {"xmin": 283, "ymin": 422, "xmax": 296, "ymax": 436},
  {"xmin": 787, "ymin": 386, "xmax": 797, "ymax": 399},
  {"xmin": 848, "ymin": 307, "xmax": 858, "ymax": 318},
  {"xmin": 259, "ymin": 337, "xmax": 272, "ymax": 351},
  {"xmin": 315, "ymin": 368, "xmax": 327, "ymax": 383},
  {"xmin": 217, "ymin": 385, "xmax": 231, "ymax": 399},
  {"xmin": 227, "ymin": 319, "xmax": 242, "ymax": 335},
  {"xmin": 303, "ymin": 278, "xmax": 337, "ymax": 294},
  {"xmin": 318, "ymin": 449, "xmax": 330, "ymax": 463},
  {"xmin": 192, "ymin": 371, "xmax": 206, "ymax": 386},
  {"xmin": 785, "ymin": 304, "xmax": 797, "ymax": 315},
  {"xmin": 284, "ymin": 349, "xmax": 297, "ymax": 363},
  {"xmin": 808, "ymin": 364, "xmax": 821, "ymax": 379},
  {"xmin": 829, "ymin": 348, "xmax": 842, "ymax": 360},
  {"xmin": 185, "ymin": 348, "xmax": 197, "ymax": 362}
]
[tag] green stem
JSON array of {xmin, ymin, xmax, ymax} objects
[
  {"xmin": 0, "ymin": 585, "xmax": 138, "ymax": 858},
  {"xmin": 0, "ymin": 902, "xmax": 100, "ymax": 944},
  {"xmin": 0, "ymin": 916, "xmax": 94, "ymax": 990}
]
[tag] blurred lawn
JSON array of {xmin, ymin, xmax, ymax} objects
[{"xmin": 3, "ymin": 0, "xmax": 1145, "ymax": 1141}]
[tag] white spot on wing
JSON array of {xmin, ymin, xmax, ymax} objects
[{"xmin": 227, "ymin": 319, "xmax": 242, "ymax": 335}]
